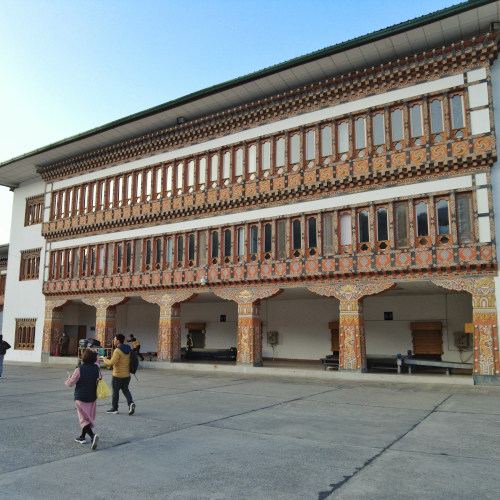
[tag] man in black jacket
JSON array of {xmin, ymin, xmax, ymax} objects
[{"xmin": 0, "ymin": 334, "xmax": 11, "ymax": 378}]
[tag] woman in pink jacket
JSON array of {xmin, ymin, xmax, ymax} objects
[{"xmin": 65, "ymin": 348, "xmax": 100, "ymax": 450}]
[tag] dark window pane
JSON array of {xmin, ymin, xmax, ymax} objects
[
  {"xmin": 264, "ymin": 224, "xmax": 272, "ymax": 253},
  {"xmin": 292, "ymin": 220, "xmax": 301, "ymax": 250},
  {"xmin": 376, "ymin": 208, "xmax": 388, "ymax": 241},
  {"xmin": 358, "ymin": 211, "xmax": 369, "ymax": 243},
  {"xmin": 436, "ymin": 200, "xmax": 450, "ymax": 234},
  {"xmin": 308, "ymin": 218, "xmax": 317, "ymax": 248}
]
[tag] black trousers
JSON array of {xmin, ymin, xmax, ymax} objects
[{"xmin": 111, "ymin": 376, "xmax": 133, "ymax": 410}]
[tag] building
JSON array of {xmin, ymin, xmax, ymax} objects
[
  {"xmin": 1, "ymin": 0, "xmax": 499, "ymax": 384},
  {"xmin": 0, "ymin": 244, "xmax": 7, "ymax": 331}
]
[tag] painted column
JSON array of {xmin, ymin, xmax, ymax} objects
[
  {"xmin": 142, "ymin": 292, "xmax": 197, "ymax": 361},
  {"xmin": 432, "ymin": 277, "xmax": 499, "ymax": 382},
  {"xmin": 82, "ymin": 296, "xmax": 127, "ymax": 347},
  {"xmin": 309, "ymin": 282, "xmax": 395, "ymax": 371},
  {"xmin": 42, "ymin": 298, "xmax": 72, "ymax": 355},
  {"xmin": 214, "ymin": 288, "xmax": 281, "ymax": 366}
]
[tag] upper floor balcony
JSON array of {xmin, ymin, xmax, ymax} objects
[
  {"xmin": 41, "ymin": 86, "xmax": 496, "ymax": 241},
  {"xmin": 43, "ymin": 186, "xmax": 497, "ymax": 297}
]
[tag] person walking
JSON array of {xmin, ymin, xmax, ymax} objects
[
  {"xmin": 65, "ymin": 348, "xmax": 100, "ymax": 450},
  {"xmin": 129, "ymin": 334, "xmax": 144, "ymax": 361},
  {"xmin": 103, "ymin": 334, "xmax": 136, "ymax": 415},
  {"xmin": 0, "ymin": 334, "xmax": 11, "ymax": 378}
]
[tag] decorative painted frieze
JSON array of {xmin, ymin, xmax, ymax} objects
[
  {"xmin": 43, "ymin": 243, "xmax": 496, "ymax": 297},
  {"xmin": 42, "ymin": 134, "xmax": 495, "ymax": 241}
]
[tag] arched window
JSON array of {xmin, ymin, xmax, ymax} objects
[
  {"xmin": 145, "ymin": 240, "xmax": 152, "ymax": 270},
  {"xmin": 211, "ymin": 232, "xmax": 219, "ymax": 262},
  {"xmin": 321, "ymin": 126, "xmax": 332, "ymax": 157},
  {"xmin": 235, "ymin": 148, "xmax": 243, "ymax": 176},
  {"xmin": 155, "ymin": 238, "xmax": 163, "ymax": 269},
  {"xmin": 340, "ymin": 213, "xmax": 352, "ymax": 252},
  {"xmin": 307, "ymin": 218, "xmax": 317, "ymax": 248},
  {"xmin": 210, "ymin": 155, "xmax": 219, "ymax": 182},
  {"xmin": 358, "ymin": 210, "xmax": 369, "ymax": 243},
  {"xmin": 354, "ymin": 117, "xmax": 366, "ymax": 150},
  {"xmin": 199, "ymin": 158, "xmax": 207, "ymax": 185},
  {"xmin": 176, "ymin": 163, "xmax": 184, "ymax": 189},
  {"xmin": 430, "ymin": 99, "xmax": 444, "ymax": 134},
  {"xmin": 415, "ymin": 202, "xmax": 429, "ymax": 237},
  {"xmin": 372, "ymin": 113, "xmax": 385, "ymax": 147},
  {"xmin": 275, "ymin": 138, "xmax": 285, "ymax": 167},
  {"xmin": 222, "ymin": 230, "xmax": 231, "ymax": 257},
  {"xmin": 166, "ymin": 237, "xmax": 173, "ymax": 266},
  {"xmin": 249, "ymin": 226, "xmax": 258, "ymax": 256},
  {"xmin": 126, "ymin": 242, "xmax": 132, "ymax": 272},
  {"xmin": 263, "ymin": 224, "xmax": 272, "ymax": 254},
  {"xmin": 337, "ymin": 122, "xmax": 349, "ymax": 154},
  {"xmin": 261, "ymin": 142, "xmax": 271, "ymax": 170},
  {"xmin": 248, "ymin": 145, "xmax": 257, "ymax": 174},
  {"xmin": 188, "ymin": 234, "xmax": 195, "ymax": 264},
  {"xmin": 410, "ymin": 104, "xmax": 423, "ymax": 138},
  {"xmin": 292, "ymin": 220, "xmax": 302, "ymax": 252},
  {"xmin": 306, "ymin": 130, "xmax": 315, "ymax": 161},
  {"xmin": 176, "ymin": 236, "xmax": 184, "ymax": 266}
]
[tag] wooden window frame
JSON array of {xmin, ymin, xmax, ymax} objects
[
  {"xmin": 248, "ymin": 225, "xmax": 259, "ymax": 262},
  {"xmin": 449, "ymin": 92, "xmax": 467, "ymax": 139},
  {"xmin": 25, "ymin": 195, "xmax": 44, "ymax": 226},
  {"xmin": 435, "ymin": 196, "xmax": 452, "ymax": 246},
  {"xmin": 15, "ymin": 318, "xmax": 36, "ymax": 350},
  {"xmin": 306, "ymin": 216, "xmax": 318, "ymax": 257},
  {"xmin": 414, "ymin": 199, "xmax": 431, "ymax": 248},
  {"xmin": 19, "ymin": 248, "xmax": 41, "ymax": 281},
  {"xmin": 371, "ymin": 110, "xmax": 386, "ymax": 154},
  {"xmin": 290, "ymin": 218, "xmax": 302, "ymax": 258},
  {"xmin": 356, "ymin": 209, "xmax": 371, "ymax": 253},
  {"xmin": 375, "ymin": 205, "xmax": 390, "ymax": 251}
]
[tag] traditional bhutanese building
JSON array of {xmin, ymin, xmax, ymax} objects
[
  {"xmin": 1, "ymin": 0, "xmax": 500, "ymax": 384},
  {"xmin": 0, "ymin": 244, "xmax": 7, "ymax": 328}
]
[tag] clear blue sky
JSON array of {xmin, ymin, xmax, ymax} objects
[{"xmin": 0, "ymin": 0, "xmax": 459, "ymax": 244}]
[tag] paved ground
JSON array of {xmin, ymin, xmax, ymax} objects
[{"xmin": 1, "ymin": 362, "xmax": 499, "ymax": 500}]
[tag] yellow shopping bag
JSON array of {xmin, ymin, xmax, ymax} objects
[{"xmin": 96, "ymin": 378, "xmax": 111, "ymax": 399}]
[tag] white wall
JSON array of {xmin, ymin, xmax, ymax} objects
[
  {"xmin": 180, "ymin": 301, "xmax": 239, "ymax": 349},
  {"xmin": 364, "ymin": 293, "xmax": 472, "ymax": 362},
  {"xmin": 2, "ymin": 178, "xmax": 47, "ymax": 362},
  {"xmin": 116, "ymin": 303, "xmax": 160, "ymax": 353}
]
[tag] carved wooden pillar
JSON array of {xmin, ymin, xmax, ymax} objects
[
  {"xmin": 142, "ymin": 292, "xmax": 197, "ymax": 361},
  {"xmin": 214, "ymin": 288, "xmax": 281, "ymax": 366},
  {"xmin": 309, "ymin": 282, "xmax": 395, "ymax": 371},
  {"xmin": 432, "ymin": 277, "xmax": 499, "ymax": 382},
  {"xmin": 82, "ymin": 296, "xmax": 127, "ymax": 347},
  {"xmin": 42, "ymin": 298, "xmax": 72, "ymax": 355}
]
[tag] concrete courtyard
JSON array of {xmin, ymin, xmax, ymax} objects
[{"xmin": 0, "ymin": 361, "xmax": 499, "ymax": 499}]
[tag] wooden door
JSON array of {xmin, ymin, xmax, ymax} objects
[
  {"xmin": 328, "ymin": 321, "xmax": 339, "ymax": 354},
  {"xmin": 410, "ymin": 322, "xmax": 443, "ymax": 356}
]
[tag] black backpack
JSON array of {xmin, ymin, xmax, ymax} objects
[{"xmin": 130, "ymin": 349, "xmax": 139, "ymax": 375}]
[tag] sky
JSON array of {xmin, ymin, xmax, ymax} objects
[{"xmin": 0, "ymin": 0, "xmax": 460, "ymax": 245}]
